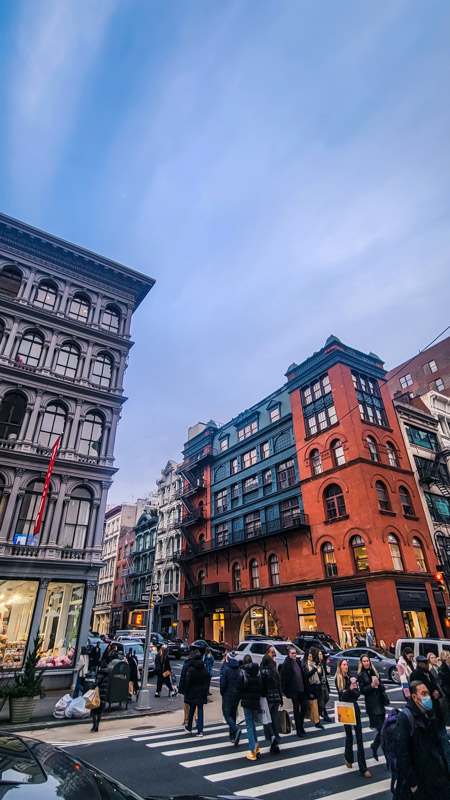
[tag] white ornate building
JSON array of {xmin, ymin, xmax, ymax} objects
[{"xmin": 153, "ymin": 461, "xmax": 182, "ymax": 635}]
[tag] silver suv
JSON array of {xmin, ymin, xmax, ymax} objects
[{"xmin": 236, "ymin": 640, "xmax": 303, "ymax": 669}]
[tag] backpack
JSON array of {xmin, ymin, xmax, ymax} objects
[{"xmin": 380, "ymin": 707, "xmax": 415, "ymax": 775}]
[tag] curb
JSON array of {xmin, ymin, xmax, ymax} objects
[{"xmin": 0, "ymin": 707, "xmax": 176, "ymax": 733}]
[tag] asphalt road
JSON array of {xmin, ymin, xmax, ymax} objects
[{"xmin": 61, "ymin": 668, "xmax": 405, "ymax": 800}]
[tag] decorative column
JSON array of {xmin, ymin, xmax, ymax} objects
[
  {"xmin": 90, "ymin": 483, "xmax": 111, "ymax": 548},
  {"xmin": 2, "ymin": 317, "xmax": 20, "ymax": 359},
  {"xmin": 48, "ymin": 476, "xmax": 69, "ymax": 546},
  {"xmin": 1, "ymin": 468, "xmax": 25, "ymax": 540},
  {"xmin": 81, "ymin": 343, "xmax": 93, "ymax": 379},
  {"xmin": 24, "ymin": 390, "xmax": 44, "ymax": 442},
  {"xmin": 7, "ymin": 486, "xmax": 25, "ymax": 542},
  {"xmin": 92, "ymin": 295, "xmax": 103, "ymax": 326},
  {"xmin": 43, "ymin": 329, "xmax": 59, "ymax": 370},
  {"xmin": 40, "ymin": 493, "xmax": 58, "ymax": 547},
  {"xmin": 67, "ymin": 400, "xmax": 83, "ymax": 450},
  {"xmin": 106, "ymin": 409, "xmax": 120, "ymax": 460},
  {"xmin": 57, "ymin": 285, "xmax": 71, "ymax": 317},
  {"xmin": 116, "ymin": 350, "xmax": 128, "ymax": 391}
]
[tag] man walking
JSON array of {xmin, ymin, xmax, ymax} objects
[
  {"xmin": 395, "ymin": 680, "xmax": 450, "ymax": 800},
  {"xmin": 409, "ymin": 655, "xmax": 444, "ymax": 726},
  {"xmin": 281, "ymin": 646, "xmax": 309, "ymax": 737},
  {"xmin": 220, "ymin": 650, "xmax": 242, "ymax": 745}
]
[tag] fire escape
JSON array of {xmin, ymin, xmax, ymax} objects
[
  {"xmin": 417, "ymin": 445, "xmax": 450, "ymax": 576},
  {"xmin": 121, "ymin": 548, "xmax": 136, "ymax": 605}
]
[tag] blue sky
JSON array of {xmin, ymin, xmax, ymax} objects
[{"xmin": 1, "ymin": 1, "xmax": 449, "ymax": 503}]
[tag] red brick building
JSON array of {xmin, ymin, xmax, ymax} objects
[
  {"xmin": 176, "ymin": 337, "xmax": 448, "ymax": 648},
  {"xmin": 385, "ymin": 335, "xmax": 450, "ymax": 399}
]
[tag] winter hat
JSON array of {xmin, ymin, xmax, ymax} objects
[{"xmin": 416, "ymin": 655, "xmax": 428, "ymax": 664}]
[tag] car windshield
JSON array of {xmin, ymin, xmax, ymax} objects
[
  {"xmin": 275, "ymin": 644, "xmax": 301, "ymax": 656},
  {"xmin": 323, "ymin": 640, "xmax": 341, "ymax": 652},
  {"xmin": 0, "ymin": 735, "xmax": 46, "ymax": 785}
]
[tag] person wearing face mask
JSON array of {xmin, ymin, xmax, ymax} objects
[
  {"xmin": 395, "ymin": 680, "xmax": 450, "ymax": 800},
  {"xmin": 410, "ymin": 655, "xmax": 445, "ymax": 728}
]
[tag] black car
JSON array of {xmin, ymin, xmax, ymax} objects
[
  {"xmin": 165, "ymin": 638, "xmax": 189, "ymax": 659},
  {"xmin": 189, "ymin": 639, "xmax": 226, "ymax": 659},
  {"xmin": 0, "ymin": 732, "xmax": 245, "ymax": 798},
  {"xmin": 293, "ymin": 632, "xmax": 341, "ymax": 657}
]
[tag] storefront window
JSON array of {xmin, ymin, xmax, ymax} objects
[
  {"xmin": 335, "ymin": 608, "xmax": 373, "ymax": 648},
  {"xmin": 38, "ymin": 582, "xmax": 85, "ymax": 668},
  {"xmin": 297, "ymin": 597, "xmax": 317, "ymax": 632},
  {"xmin": 212, "ymin": 608, "xmax": 225, "ymax": 643},
  {"xmin": 402, "ymin": 610, "xmax": 429, "ymax": 638},
  {"xmin": 240, "ymin": 606, "xmax": 278, "ymax": 639},
  {"xmin": 0, "ymin": 580, "xmax": 39, "ymax": 670}
]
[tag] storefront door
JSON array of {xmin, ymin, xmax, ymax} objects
[
  {"xmin": 212, "ymin": 609, "xmax": 225, "ymax": 643},
  {"xmin": 335, "ymin": 608, "xmax": 373, "ymax": 648}
]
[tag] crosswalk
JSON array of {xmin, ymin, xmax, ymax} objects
[{"xmin": 127, "ymin": 687, "xmax": 402, "ymax": 800}]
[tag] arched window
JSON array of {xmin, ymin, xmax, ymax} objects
[
  {"xmin": 310, "ymin": 449, "xmax": 322, "ymax": 475},
  {"xmin": 34, "ymin": 281, "xmax": 57, "ymax": 311},
  {"xmin": 322, "ymin": 541, "xmax": 338, "ymax": 576},
  {"xmin": 376, "ymin": 480, "xmax": 391, "ymax": 511},
  {"xmin": 55, "ymin": 343, "xmax": 80, "ymax": 379},
  {"xmin": 367, "ymin": 436, "xmax": 379, "ymax": 462},
  {"xmin": 250, "ymin": 559, "xmax": 260, "ymax": 589},
  {"xmin": 386, "ymin": 441, "xmax": 398, "ymax": 468},
  {"xmin": 0, "ymin": 267, "xmax": 22, "ymax": 298},
  {"xmin": 15, "ymin": 479, "xmax": 52, "ymax": 541},
  {"xmin": 331, "ymin": 439, "xmax": 345, "ymax": 467},
  {"xmin": 167, "ymin": 537, "xmax": 174, "ymax": 555},
  {"xmin": 412, "ymin": 537, "xmax": 427, "ymax": 572},
  {"xmin": 268, "ymin": 554, "xmax": 280, "ymax": 586},
  {"xmin": 351, "ymin": 535, "xmax": 369, "ymax": 572},
  {"xmin": 78, "ymin": 412, "xmax": 103, "ymax": 456},
  {"xmin": 324, "ymin": 484, "xmax": 346, "ymax": 520},
  {"xmin": 101, "ymin": 305, "xmax": 120, "ymax": 333},
  {"xmin": 198, "ymin": 570, "xmax": 205, "ymax": 587},
  {"xmin": 0, "ymin": 319, "xmax": 4, "ymax": 345},
  {"xmin": 62, "ymin": 486, "xmax": 92, "ymax": 549},
  {"xmin": 68, "ymin": 293, "xmax": 90, "ymax": 322},
  {"xmin": 38, "ymin": 403, "xmax": 66, "ymax": 447},
  {"xmin": 232, "ymin": 562, "xmax": 241, "ymax": 592},
  {"xmin": 91, "ymin": 353, "xmax": 113, "ymax": 388},
  {"xmin": 16, "ymin": 331, "xmax": 44, "ymax": 367},
  {"xmin": 388, "ymin": 533, "xmax": 404, "ymax": 571},
  {"xmin": 399, "ymin": 486, "xmax": 414, "ymax": 516},
  {"xmin": 0, "ymin": 391, "xmax": 27, "ymax": 440}
]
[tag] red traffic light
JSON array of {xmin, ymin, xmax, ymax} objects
[{"xmin": 435, "ymin": 571, "xmax": 444, "ymax": 583}]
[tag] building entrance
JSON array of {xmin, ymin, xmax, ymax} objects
[{"xmin": 239, "ymin": 606, "xmax": 278, "ymax": 640}]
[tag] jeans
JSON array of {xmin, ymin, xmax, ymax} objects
[
  {"xmin": 292, "ymin": 691, "xmax": 307, "ymax": 733},
  {"xmin": 244, "ymin": 707, "xmax": 259, "ymax": 752},
  {"xmin": 187, "ymin": 703, "xmax": 204, "ymax": 734},
  {"xmin": 344, "ymin": 712, "xmax": 367, "ymax": 774},
  {"xmin": 73, "ymin": 676, "xmax": 86, "ymax": 698},
  {"xmin": 222, "ymin": 701, "xmax": 239, "ymax": 739}
]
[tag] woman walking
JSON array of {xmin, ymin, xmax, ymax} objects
[
  {"xmin": 204, "ymin": 647, "xmax": 215, "ymax": 697},
  {"xmin": 260, "ymin": 646, "xmax": 283, "ymax": 754},
  {"xmin": 397, "ymin": 646, "xmax": 414, "ymax": 699},
  {"xmin": 317, "ymin": 650, "xmax": 332, "ymax": 722},
  {"xmin": 184, "ymin": 651, "xmax": 210, "ymax": 736},
  {"xmin": 357, "ymin": 653, "xmax": 388, "ymax": 761},
  {"xmin": 155, "ymin": 645, "xmax": 175, "ymax": 697},
  {"xmin": 305, "ymin": 649, "xmax": 324, "ymax": 729},
  {"xmin": 335, "ymin": 659, "xmax": 371, "ymax": 778},
  {"xmin": 90, "ymin": 661, "xmax": 108, "ymax": 732},
  {"xmin": 428, "ymin": 652, "xmax": 441, "ymax": 679},
  {"xmin": 73, "ymin": 646, "xmax": 89, "ymax": 698},
  {"xmin": 240, "ymin": 654, "xmax": 262, "ymax": 761},
  {"xmin": 127, "ymin": 648, "xmax": 139, "ymax": 699}
]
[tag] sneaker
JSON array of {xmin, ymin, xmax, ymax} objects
[
  {"xmin": 315, "ymin": 722, "xmax": 325, "ymax": 729},
  {"xmin": 246, "ymin": 751, "xmax": 257, "ymax": 761},
  {"xmin": 296, "ymin": 730, "xmax": 306, "ymax": 738},
  {"xmin": 184, "ymin": 726, "xmax": 192, "ymax": 734},
  {"xmin": 237, "ymin": 716, "xmax": 245, "ymax": 725},
  {"xmin": 196, "ymin": 732, "xmax": 204, "ymax": 737},
  {"xmin": 154, "ymin": 692, "xmax": 160, "ymax": 698},
  {"xmin": 233, "ymin": 729, "xmax": 241, "ymax": 747}
]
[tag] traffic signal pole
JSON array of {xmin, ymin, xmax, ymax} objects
[{"xmin": 136, "ymin": 589, "xmax": 154, "ymax": 710}]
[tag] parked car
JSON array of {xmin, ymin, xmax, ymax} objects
[
  {"xmin": 189, "ymin": 639, "xmax": 226, "ymax": 659},
  {"xmin": 394, "ymin": 637, "xmax": 450, "ymax": 661},
  {"xmin": 109, "ymin": 640, "xmax": 155, "ymax": 675},
  {"xmin": 294, "ymin": 632, "xmax": 341, "ymax": 657},
  {"xmin": 236, "ymin": 639, "xmax": 304, "ymax": 669},
  {"xmin": 327, "ymin": 646, "xmax": 400, "ymax": 683},
  {"xmin": 165, "ymin": 638, "xmax": 189, "ymax": 659}
]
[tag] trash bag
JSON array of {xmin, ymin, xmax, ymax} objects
[
  {"xmin": 53, "ymin": 694, "xmax": 73, "ymax": 719},
  {"xmin": 65, "ymin": 696, "xmax": 90, "ymax": 719}
]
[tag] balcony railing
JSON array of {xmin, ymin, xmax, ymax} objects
[
  {"xmin": 0, "ymin": 543, "xmax": 101, "ymax": 562},
  {"xmin": 175, "ymin": 510, "xmax": 309, "ymax": 560},
  {"xmin": 180, "ymin": 445, "xmax": 217, "ymax": 470},
  {"xmin": 185, "ymin": 582, "xmax": 229, "ymax": 600},
  {"xmin": 182, "ymin": 477, "xmax": 205, "ymax": 496},
  {"xmin": 179, "ymin": 508, "xmax": 206, "ymax": 527}
]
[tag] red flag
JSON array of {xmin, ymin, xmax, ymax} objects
[{"xmin": 33, "ymin": 436, "xmax": 60, "ymax": 537}]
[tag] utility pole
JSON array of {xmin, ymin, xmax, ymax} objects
[{"xmin": 136, "ymin": 588, "xmax": 154, "ymax": 710}]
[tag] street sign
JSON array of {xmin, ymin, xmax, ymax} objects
[
  {"xmin": 141, "ymin": 593, "xmax": 150, "ymax": 603},
  {"xmin": 152, "ymin": 594, "xmax": 162, "ymax": 604},
  {"xmin": 145, "ymin": 584, "xmax": 152, "ymax": 592},
  {"xmin": 152, "ymin": 583, "xmax": 160, "ymax": 591}
]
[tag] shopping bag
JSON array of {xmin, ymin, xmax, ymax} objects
[
  {"xmin": 84, "ymin": 687, "xmax": 100, "ymax": 710},
  {"xmin": 128, "ymin": 681, "xmax": 134, "ymax": 695},
  {"xmin": 277, "ymin": 708, "xmax": 292, "ymax": 734},
  {"xmin": 260, "ymin": 696, "xmax": 272, "ymax": 726},
  {"xmin": 306, "ymin": 698, "xmax": 320, "ymax": 724},
  {"xmin": 163, "ymin": 669, "xmax": 171, "ymax": 678},
  {"xmin": 334, "ymin": 701, "xmax": 356, "ymax": 726}
]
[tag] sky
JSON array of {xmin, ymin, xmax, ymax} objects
[{"xmin": 0, "ymin": 0, "xmax": 449, "ymax": 504}]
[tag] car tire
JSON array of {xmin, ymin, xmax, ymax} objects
[{"xmin": 389, "ymin": 667, "xmax": 400, "ymax": 684}]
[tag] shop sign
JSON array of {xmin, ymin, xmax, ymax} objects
[{"xmin": 333, "ymin": 589, "xmax": 369, "ymax": 609}]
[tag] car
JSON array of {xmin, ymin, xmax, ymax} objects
[
  {"xmin": 326, "ymin": 646, "xmax": 400, "ymax": 683},
  {"xmin": 189, "ymin": 639, "xmax": 226, "ymax": 659},
  {"xmin": 236, "ymin": 639, "xmax": 304, "ymax": 669},
  {"xmin": 293, "ymin": 632, "xmax": 341, "ymax": 657},
  {"xmin": 394, "ymin": 637, "xmax": 450, "ymax": 661},
  {"xmin": 109, "ymin": 640, "xmax": 155, "ymax": 675},
  {"xmin": 165, "ymin": 637, "xmax": 189, "ymax": 659},
  {"xmin": 0, "ymin": 731, "xmax": 249, "ymax": 799}
]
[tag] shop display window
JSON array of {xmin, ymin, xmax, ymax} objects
[
  {"xmin": 335, "ymin": 607, "xmax": 373, "ymax": 648},
  {"xmin": 297, "ymin": 597, "xmax": 318, "ymax": 631},
  {"xmin": 402, "ymin": 610, "xmax": 429, "ymax": 639},
  {"xmin": 240, "ymin": 606, "xmax": 278, "ymax": 639},
  {"xmin": 212, "ymin": 608, "xmax": 225, "ymax": 643},
  {"xmin": 0, "ymin": 580, "xmax": 39, "ymax": 670},
  {"xmin": 38, "ymin": 582, "xmax": 85, "ymax": 668}
]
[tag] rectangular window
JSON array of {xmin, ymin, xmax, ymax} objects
[
  {"xmin": 355, "ymin": 379, "xmax": 388, "ymax": 427},
  {"xmin": 428, "ymin": 360, "xmax": 438, "ymax": 373},
  {"xmin": 230, "ymin": 483, "xmax": 239, "ymax": 499},
  {"xmin": 230, "ymin": 458, "xmax": 238, "ymax": 475},
  {"xmin": 215, "ymin": 522, "xmax": 228, "ymax": 547},
  {"xmin": 220, "ymin": 438, "xmax": 228, "ymax": 452},
  {"xmin": 261, "ymin": 441, "xmax": 270, "ymax": 460},
  {"xmin": 0, "ymin": 579, "xmax": 39, "ymax": 670},
  {"xmin": 302, "ymin": 374, "xmax": 332, "ymax": 406},
  {"xmin": 297, "ymin": 597, "xmax": 317, "ymax": 632},
  {"xmin": 238, "ymin": 421, "xmax": 258, "ymax": 442},
  {"xmin": 263, "ymin": 469, "xmax": 272, "ymax": 486},
  {"xmin": 280, "ymin": 496, "xmax": 300, "ymax": 527},
  {"xmin": 270, "ymin": 407, "xmax": 280, "ymax": 423},
  {"xmin": 244, "ymin": 511, "xmax": 261, "ymax": 537},
  {"xmin": 242, "ymin": 449, "xmax": 257, "ymax": 469},
  {"xmin": 399, "ymin": 373, "xmax": 413, "ymax": 389},
  {"xmin": 38, "ymin": 582, "xmax": 85, "ymax": 668},
  {"xmin": 424, "ymin": 492, "xmax": 450, "ymax": 523},
  {"xmin": 405, "ymin": 424, "xmax": 438, "ymax": 451},
  {"xmin": 277, "ymin": 459, "xmax": 296, "ymax": 489},
  {"xmin": 215, "ymin": 489, "xmax": 228, "ymax": 514},
  {"xmin": 305, "ymin": 403, "xmax": 337, "ymax": 436},
  {"xmin": 436, "ymin": 378, "xmax": 445, "ymax": 392},
  {"xmin": 243, "ymin": 476, "xmax": 258, "ymax": 493}
]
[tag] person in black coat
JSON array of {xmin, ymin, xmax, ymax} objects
[
  {"xmin": 438, "ymin": 650, "xmax": 450, "ymax": 725},
  {"xmin": 240, "ymin": 655, "xmax": 262, "ymax": 760},
  {"xmin": 395, "ymin": 680, "xmax": 450, "ymax": 800},
  {"xmin": 90, "ymin": 661, "xmax": 108, "ymax": 732},
  {"xmin": 410, "ymin": 655, "xmax": 444, "ymax": 727},
  {"xmin": 335, "ymin": 659, "xmax": 370, "ymax": 778},
  {"xmin": 155, "ymin": 645, "xmax": 174, "ymax": 697},
  {"xmin": 220, "ymin": 651, "xmax": 242, "ymax": 745},
  {"xmin": 127, "ymin": 649, "xmax": 139, "ymax": 697},
  {"xmin": 90, "ymin": 642, "xmax": 101, "ymax": 677},
  {"xmin": 179, "ymin": 651, "xmax": 197, "ymax": 726},
  {"xmin": 357, "ymin": 653, "xmax": 388, "ymax": 760},
  {"xmin": 260, "ymin": 648, "xmax": 283, "ymax": 753},
  {"xmin": 280, "ymin": 646, "xmax": 309, "ymax": 737},
  {"xmin": 184, "ymin": 653, "xmax": 210, "ymax": 736}
]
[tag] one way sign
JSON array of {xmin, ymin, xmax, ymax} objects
[{"xmin": 152, "ymin": 594, "xmax": 162, "ymax": 604}]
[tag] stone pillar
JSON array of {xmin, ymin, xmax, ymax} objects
[
  {"xmin": 123, "ymin": 305, "xmax": 132, "ymax": 337},
  {"xmin": 7, "ymin": 487, "xmax": 25, "ymax": 542},
  {"xmin": 19, "ymin": 270, "xmax": 37, "ymax": 302},
  {"xmin": 24, "ymin": 390, "xmax": 44, "ymax": 442},
  {"xmin": 116, "ymin": 350, "xmax": 128, "ymax": 391},
  {"xmin": 90, "ymin": 483, "xmax": 110, "ymax": 549},
  {"xmin": 2, "ymin": 317, "xmax": 20, "ymax": 359},
  {"xmin": 1, "ymin": 468, "xmax": 25, "ymax": 540},
  {"xmin": 40, "ymin": 493, "xmax": 57, "ymax": 546},
  {"xmin": 43, "ymin": 329, "xmax": 59, "ymax": 370},
  {"xmin": 75, "ymin": 580, "xmax": 99, "ymax": 676},
  {"xmin": 49, "ymin": 476, "xmax": 69, "ymax": 546},
  {"xmin": 67, "ymin": 400, "xmax": 83, "ymax": 450},
  {"xmin": 92, "ymin": 295, "xmax": 103, "ymax": 326},
  {"xmin": 81, "ymin": 343, "xmax": 93, "ymax": 379}
]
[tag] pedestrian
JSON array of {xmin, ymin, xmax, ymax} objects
[
  {"xmin": 73, "ymin": 646, "xmax": 89, "ymax": 698},
  {"xmin": 90, "ymin": 660, "xmax": 108, "ymax": 732},
  {"xmin": 357, "ymin": 653, "xmax": 388, "ymax": 761},
  {"xmin": 184, "ymin": 651, "xmax": 210, "ymax": 737},
  {"xmin": 428, "ymin": 651, "xmax": 441, "ymax": 679},
  {"xmin": 395, "ymin": 680, "xmax": 450, "ymax": 800},
  {"xmin": 204, "ymin": 647, "xmax": 215, "ymax": 697},
  {"xmin": 317, "ymin": 650, "xmax": 332, "ymax": 722},
  {"xmin": 127, "ymin": 648, "xmax": 139, "ymax": 698},
  {"xmin": 240, "ymin": 654, "xmax": 262, "ymax": 761},
  {"xmin": 220, "ymin": 649, "xmax": 242, "ymax": 746},
  {"xmin": 305, "ymin": 649, "xmax": 324, "ymax": 729},
  {"xmin": 106, "ymin": 644, "xmax": 118, "ymax": 663},
  {"xmin": 410, "ymin": 654, "xmax": 444, "ymax": 727},
  {"xmin": 155, "ymin": 645, "xmax": 175, "ymax": 697},
  {"xmin": 280, "ymin": 645, "xmax": 309, "ymax": 738},
  {"xmin": 179, "ymin": 650, "xmax": 197, "ymax": 727},
  {"xmin": 366, "ymin": 628, "xmax": 374, "ymax": 647},
  {"xmin": 397, "ymin": 646, "xmax": 414, "ymax": 699},
  {"xmin": 90, "ymin": 642, "xmax": 101, "ymax": 677},
  {"xmin": 335, "ymin": 658, "xmax": 371, "ymax": 778},
  {"xmin": 260, "ymin": 647, "xmax": 282, "ymax": 754},
  {"xmin": 438, "ymin": 650, "xmax": 450, "ymax": 725},
  {"xmin": 389, "ymin": 642, "xmax": 396, "ymax": 655}
]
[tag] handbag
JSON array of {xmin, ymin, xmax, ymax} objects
[
  {"xmin": 259, "ymin": 696, "xmax": 272, "ymax": 726},
  {"xmin": 306, "ymin": 698, "xmax": 320, "ymax": 724},
  {"xmin": 128, "ymin": 681, "xmax": 135, "ymax": 695},
  {"xmin": 277, "ymin": 708, "xmax": 292, "ymax": 734},
  {"xmin": 163, "ymin": 669, "xmax": 171, "ymax": 678},
  {"xmin": 84, "ymin": 687, "xmax": 100, "ymax": 710}
]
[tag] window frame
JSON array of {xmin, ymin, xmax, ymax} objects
[
  {"xmin": 91, "ymin": 352, "xmax": 113, "ymax": 388},
  {"xmin": 399, "ymin": 373, "xmax": 413, "ymax": 389},
  {"xmin": 237, "ymin": 420, "xmax": 258, "ymax": 442},
  {"xmin": 34, "ymin": 281, "xmax": 57, "ymax": 311},
  {"xmin": 62, "ymin": 486, "xmax": 92, "ymax": 550},
  {"xmin": 412, "ymin": 537, "xmax": 427, "ymax": 572},
  {"xmin": 55, "ymin": 342, "xmax": 80, "ymax": 379},
  {"xmin": 249, "ymin": 558, "xmax": 260, "ymax": 589},
  {"xmin": 322, "ymin": 541, "xmax": 338, "ymax": 577},
  {"xmin": 324, "ymin": 484, "xmax": 347, "ymax": 521},
  {"xmin": 78, "ymin": 411, "xmax": 103, "ymax": 457},
  {"xmin": 387, "ymin": 533, "xmax": 404, "ymax": 571},
  {"xmin": 367, "ymin": 436, "xmax": 379, "ymax": 462},
  {"xmin": 101, "ymin": 305, "xmax": 120, "ymax": 333},
  {"xmin": 269, "ymin": 407, "xmax": 281, "ymax": 423},
  {"xmin": 38, "ymin": 403, "xmax": 66, "ymax": 448},
  {"xmin": 399, "ymin": 485, "xmax": 414, "ymax": 516},
  {"xmin": 376, "ymin": 480, "xmax": 391, "ymax": 511},
  {"xmin": 268, "ymin": 553, "xmax": 280, "ymax": 586},
  {"xmin": 310, "ymin": 448, "xmax": 322, "ymax": 475},
  {"xmin": 16, "ymin": 331, "xmax": 44, "ymax": 367},
  {"xmin": 331, "ymin": 439, "xmax": 345, "ymax": 467},
  {"xmin": 232, "ymin": 562, "xmax": 241, "ymax": 592},
  {"xmin": 276, "ymin": 458, "xmax": 296, "ymax": 490},
  {"xmin": 386, "ymin": 441, "xmax": 398, "ymax": 467},
  {"xmin": 350, "ymin": 535, "xmax": 369, "ymax": 572}
]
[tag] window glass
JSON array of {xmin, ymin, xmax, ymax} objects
[
  {"xmin": 220, "ymin": 438, "xmax": 228, "ymax": 452},
  {"xmin": 238, "ymin": 421, "xmax": 258, "ymax": 441},
  {"xmin": 412, "ymin": 537, "xmax": 427, "ymax": 572},
  {"xmin": 405, "ymin": 425, "xmax": 438, "ymax": 451},
  {"xmin": 399, "ymin": 374, "xmax": 413, "ymax": 389},
  {"xmin": 38, "ymin": 403, "xmax": 66, "ymax": 448},
  {"xmin": 62, "ymin": 487, "xmax": 91, "ymax": 549},
  {"xmin": 335, "ymin": 608, "xmax": 373, "ymax": 648},
  {"xmin": 38, "ymin": 582, "xmax": 85, "ymax": 668},
  {"xmin": 322, "ymin": 542, "xmax": 338, "ymax": 576},
  {"xmin": 388, "ymin": 533, "xmax": 403, "ymax": 571},
  {"xmin": 79, "ymin": 412, "xmax": 103, "ymax": 456},
  {"xmin": 386, "ymin": 441, "xmax": 398, "ymax": 467},
  {"xmin": 245, "ymin": 512, "xmax": 261, "ymax": 537},
  {"xmin": 261, "ymin": 441, "xmax": 270, "ymax": 459},
  {"xmin": 102, "ymin": 306, "xmax": 120, "ymax": 333},
  {"xmin": 324, "ymin": 484, "xmax": 346, "ymax": 520},
  {"xmin": 68, "ymin": 294, "xmax": 90, "ymax": 322},
  {"xmin": 351, "ymin": 535, "xmax": 369, "ymax": 571},
  {"xmin": 232, "ymin": 562, "xmax": 241, "ymax": 591},
  {"xmin": 55, "ymin": 343, "xmax": 79, "ymax": 379},
  {"xmin": 34, "ymin": 282, "xmax": 57, "ymax": 310},
  {"xmin": 331, "ymin": 439, "xmax": 345, "ymax": 466},
  {"xmin": 367, "ymin": 436, "xmax": 378, "ymax": 462},
  {"xmin": 243, "ymin": 476, "xmax": 258, "ymax": 493},
  {"xmin": 242, "ymin": 449, "xmax": 257, "ymax": 469},
  {"xmin": 436, "ymin": 378, "xmax": 445, "ymax": 392},
  {"xmin": 376, "ymin": 481, "xmax": 390, "ymax": 511},
  {"xmin": 269, "ymin": 554, "xmax": 280, "ymax": 586},
  {"xmin": 270, "ymin": 407, "xmax": 280, "ymax": 423},
  {"xmin": 310, "ymin": 449, "xmax": 322, "ymax": 475},
  {"xmin": 17, "ymin": 332, "xmax": 44, "ymax": 367},
  {"xmin": 424, "ymin": 492, "xmax": 450, "ymax": 523},
  {"xmin": 230, "ymin": 458, "xmax": 238, "ymax": 475},
  {"xmin": 399, "ymin": 486, "xmax": 414, "ymax": 516},
  {"xmin": 0, "ymin": 267, "xmax": 21, "ymax": 298},
  {"xmin": 91, "ymin": 353, "xmax": 112, "ymax": 388},
  {"xmin": 15, "ymin": 480, "xmax": 51, "ymax": 544},
  {"xmin": 250, "ymin": 559, "xmax": 260, "ymax": 588},
  {"xmin": 277, "ymin": 459, "xmax": 296, "ymax": 489},
  {"xmin": 240, "ymin": 606, "xmax": 278, "ymax": 639},
  {"xmin": 215, "ymin": 489, "xmax": 228, "ymax": 513},
  {"xmin": 280, "ymin": 496, "xmax": 300, "ymax": 527},
  {"xmin": 428, "ymin": 360, "xmax": 438, "ymax": 373},
  {"xmin": 297, "ymin": 597, "xmax": 317, "ymax": 631},
  {"xmin": 0, "ymin": 391, "xmax": 27, "ymax": 440},
  {"xmin": 0, "ymin": 579, "xmax": 39, "ymax": 669}
]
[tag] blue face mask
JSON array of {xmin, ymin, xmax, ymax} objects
[{"xmin": 421, "ymin": 695, "xmax": 433, "ymax": 711}]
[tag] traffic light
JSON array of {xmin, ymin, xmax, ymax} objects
[{"xmin": 434, "ymin": 568, "xmax": 446, "ymax": 592}]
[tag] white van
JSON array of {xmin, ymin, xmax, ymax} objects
[{"xmin": 395, "ymin": 637, "xmax": 450, "ymax": 661}]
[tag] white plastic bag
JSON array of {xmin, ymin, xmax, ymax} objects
[
  {"xmin": 65, "ymin": 696, "xmax": 90, "ymax": 718},
  {"xmin": 53, "ymin": 694, "xmax": 72, "ymax": 718}
]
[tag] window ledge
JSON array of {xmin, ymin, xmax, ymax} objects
[
  {"xmin": 324, "ymin": 514, "xmax": 350, "ymax": 525},
  {"xmin": 404, "ymin": 514, "xmax": 420, "ymax": 521},
  {"xmin": 379, "ymin": 509, "xmax": 397, "ymax": 517},
  {"xmin": 361, "ymin": 419, "xmax": 393, "ymax": 433},
  {"xmin": 305, "ymin": 421, "xmax": 340, "ymax": 442}
]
